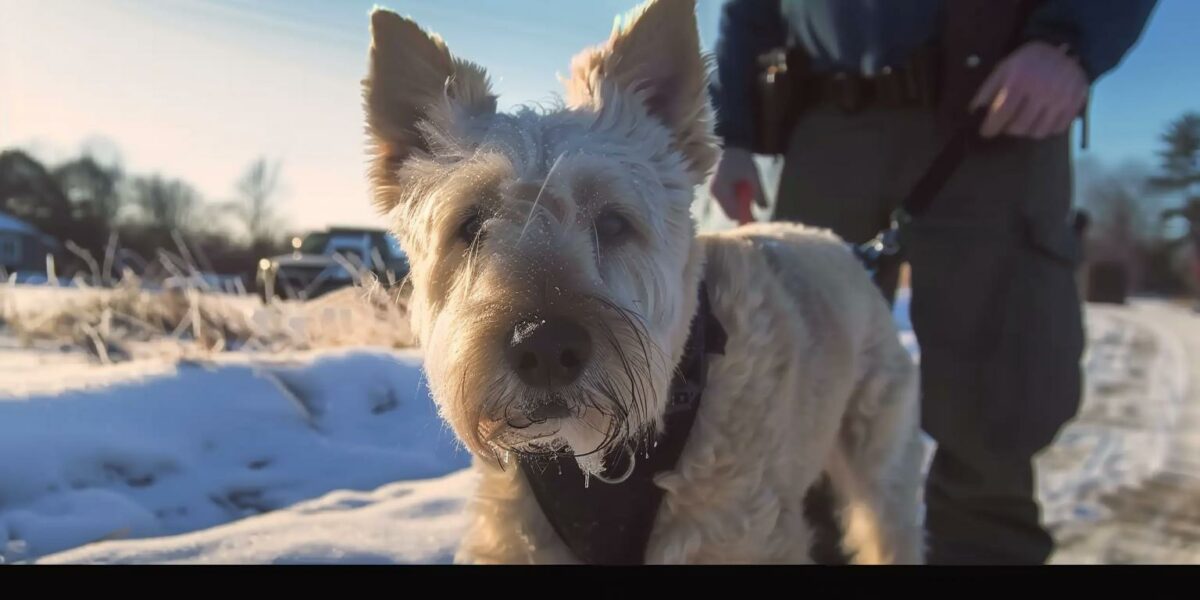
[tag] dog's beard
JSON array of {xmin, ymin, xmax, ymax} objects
[
  {"xmin": 441, "ymin": 294, "xmax": 669, "ymax": 474},
  {"xmin": 483, "ymin": 390, "xmax": 613, "ymax": 473}
]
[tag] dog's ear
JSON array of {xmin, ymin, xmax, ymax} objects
[
  {"xmin": 565, "ymin": 0, "xmax": 716, "ymax": 180},
  {"xmin": 363, "ymin": 9, "xmax": 497, "ymax": 213}
]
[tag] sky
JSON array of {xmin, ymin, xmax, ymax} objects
[{"xmin": 1, "ymin": 0, "xmax": 1195, "ymax": 233}]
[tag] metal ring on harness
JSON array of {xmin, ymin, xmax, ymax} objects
[
  {"xmin": 851, "ymin": 220, "xmax": 903, "ymax": 276},
  {"xmin": 592, "ymin": 446, "xmax": 637, "ymax": 485}
]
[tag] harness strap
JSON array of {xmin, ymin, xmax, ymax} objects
[{"xmin": 519, "ymin": 283, "xmax": 726, "ymax": 565}]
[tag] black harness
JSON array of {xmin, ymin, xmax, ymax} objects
[{"xmin": 518, "ymin": 283, "xmax": 726, "ymax": 565}]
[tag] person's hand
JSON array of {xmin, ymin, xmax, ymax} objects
[
  {"xmin": 709, "ymin": 147, "xmax": 766, "ymax": 223},
  {"xmin": 970, "ymin": 41, "xmax": 1089, "ymax": 140}
]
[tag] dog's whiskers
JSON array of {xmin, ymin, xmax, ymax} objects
[
  {"xmin": 518, "ymin": 151, "xmax": 566, "ymax": 243},
  {"xmin": 592, "ymin": 221, "xmax": 602, "ymax": 270},
  {"xmin": 585, "ymin": 293, "xmax": 666, "ymax": 432}
]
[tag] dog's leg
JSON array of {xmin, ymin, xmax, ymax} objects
[
  {"xmin": 827, "ymin": 336, "xmax": 925, "ymax": 565},
  {"xmin": 803, "ymin": 472, "xmax": 851, "ymax": 564}
]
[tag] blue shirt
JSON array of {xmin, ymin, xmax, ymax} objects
[
  {"xmin": 782, "ymin": 0, "xmax": 943, "ymax": 75},
  {"xmin": 710, "ymin": 0, "xmax": 1159, "ymax": 149}
]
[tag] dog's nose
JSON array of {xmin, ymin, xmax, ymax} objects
[{"xmin": 506, "ymin": 317, "xmax": 592, "ymax": 389}]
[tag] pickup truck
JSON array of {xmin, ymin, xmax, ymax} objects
[{"xmin": 256, "ymin": 227, "xmax": 409, "ymax": 301}]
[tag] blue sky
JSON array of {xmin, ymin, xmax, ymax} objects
[{"xmin": 0, "ymin": 0, "xmax": 1194, "ymax": 232}]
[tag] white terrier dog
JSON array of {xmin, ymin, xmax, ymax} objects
[{"xmin": 361, "ymin": 0, "xmax": 923, "ymax": 564}]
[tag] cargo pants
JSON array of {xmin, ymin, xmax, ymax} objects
[{"xmin": 777, "ymin": 106, "xmax": 1085, "ymax": 564}]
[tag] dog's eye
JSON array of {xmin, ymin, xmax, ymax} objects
[
  {"xmin": 458, "ymin": 212, "xmax": 485, "ymax": 245},
  {"xmin": 595, "ymin": 211, "xmax": 632, "ymax": 243}
]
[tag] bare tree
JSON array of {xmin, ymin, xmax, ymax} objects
[
  {"xmin": 129, "ymin": 174, "xmax": 199, "ymax": 234},
  {"xmin": 233, "ymin": 157, "xmax": 283, "ymax": 249},
  {"xmin": 1073, "ymin": 157, "xmax": 1161, "ymax": 294},
  {"xmin": 1078, "ymin": 159, "xmax": 1156, "ymax": 248},
  {"xmin": 54, "ymin": 155, "xmax": 123, "ymax": 230},
  {"xmin": 0, "ymin": 149, "xmax": 72, "ymax": 229}
]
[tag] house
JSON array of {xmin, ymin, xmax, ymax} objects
[{"xmin": 0, "ymin": 210, "xmax": 62, "ymax": 276}]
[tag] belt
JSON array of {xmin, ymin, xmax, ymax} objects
[{"xmin": 797, "ymin": 45, "xmax": 940, "ymax": 113}]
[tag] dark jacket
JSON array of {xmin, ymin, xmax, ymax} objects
[{"xmin": 710, "ymin": 0, "xmax": 1159, "ymax": 149}]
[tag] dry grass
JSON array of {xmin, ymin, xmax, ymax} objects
[{"xmin": 0, "ymin": 247, "xmax": 416, "ymax": 364}]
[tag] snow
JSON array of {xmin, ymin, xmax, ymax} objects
[
  {"xmin": 2, "ymin": 280, "xmax": 1197, "ymax": 564},
  {"xmin": 0, "ymin": 335, "xmax": 469, "ymax": 563},
  {"xmin": 1042, "ymin": 301, "xmax": 1200, "ymax": 563},
  {"xmin": 1035, "ymin": 303, "xmax": 1183, "ymax": 527},
  {"xmin": 892, "ymin": 287, "xmax": 920, "ymax": 362},
  {"xmin": 38, "ymin": 470, "xmax": 476, "ymax": 565}
]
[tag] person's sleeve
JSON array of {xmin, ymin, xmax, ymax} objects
[
  {"xmin": 709, "ymin": 0, "xmax": 787, "ymax": 149},
  {"xmin": 1021, "ymin": 0, "xmax": 1159, "ymax": 82}
]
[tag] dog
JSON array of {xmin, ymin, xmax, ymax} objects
[{"xmin": 360, "ymin": 0, "xmax": 924, "ymax": 564}]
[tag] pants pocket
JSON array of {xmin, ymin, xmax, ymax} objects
[
  {"xmin": 985, "ymin": 220, "xmax": 1085, "ymax": 455},
  {"xmin": 904, "ymin": 217, "xmax": 1084, "ymax": 458}
]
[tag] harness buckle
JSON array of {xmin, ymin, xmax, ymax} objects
[{"xmin": 852, "ymin": 223, "xmax": 903, "ymax": 277}]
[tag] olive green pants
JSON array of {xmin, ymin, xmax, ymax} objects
[{"xmin": 776, "ymin": 106, "xmax": 1085, "ymax": 564}]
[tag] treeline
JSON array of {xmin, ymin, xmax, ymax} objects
[
  {"xmin": 0, "ymin": 146, "xmax": 295, "ymax": 285},
  {"xmin": 1079, "ymin": 111, "xmax": 1200, "ymax": 297}
]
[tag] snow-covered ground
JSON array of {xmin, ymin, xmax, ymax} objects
[
  {"xmin": 1042, "ymin": 301, "xmax": 1200, "ymax": 564},
  {"xmin": 38, "ymin": 470, "xmax": 476, "ymax": 565},
  {"xmin": 3, "ymin": 282, "xmax": 1198, "ymax": 564},
  {"xmin": 0, "ymin": 344, "xmax": 469, "ymax": 563},
  {"xmin": 0, "ymin": 282, "xmax": 468, "ymax": 563}
]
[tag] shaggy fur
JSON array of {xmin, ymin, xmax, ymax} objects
[{"xmin": 361, "ymin": 0, "xmax": 923, "ymax": 564}]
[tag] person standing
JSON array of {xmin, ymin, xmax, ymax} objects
[{"xmin": 708, "ymin": 0, "xmax": 1157, "ymax": 564}]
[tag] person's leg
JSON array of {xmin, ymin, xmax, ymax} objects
[
  {"xmin": 903, "ymin": 127, "xmax": 1084, "ymax": 564},
  {"xmin": 923, "ymin": 443, "xmax": 1054, "ymax": 563},
  {"xmin": 774, "ymin": 108, "xmax": 903, "ymax": 304}
]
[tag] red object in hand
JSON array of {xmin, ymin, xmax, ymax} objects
[{"xmin": 734, "ymin": 180, "xmax": 754, "ymax": 225}]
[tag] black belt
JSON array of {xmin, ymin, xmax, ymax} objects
[{"xmin": 797, "ymin": 45, "xmax": 940, "ymax": 114}]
